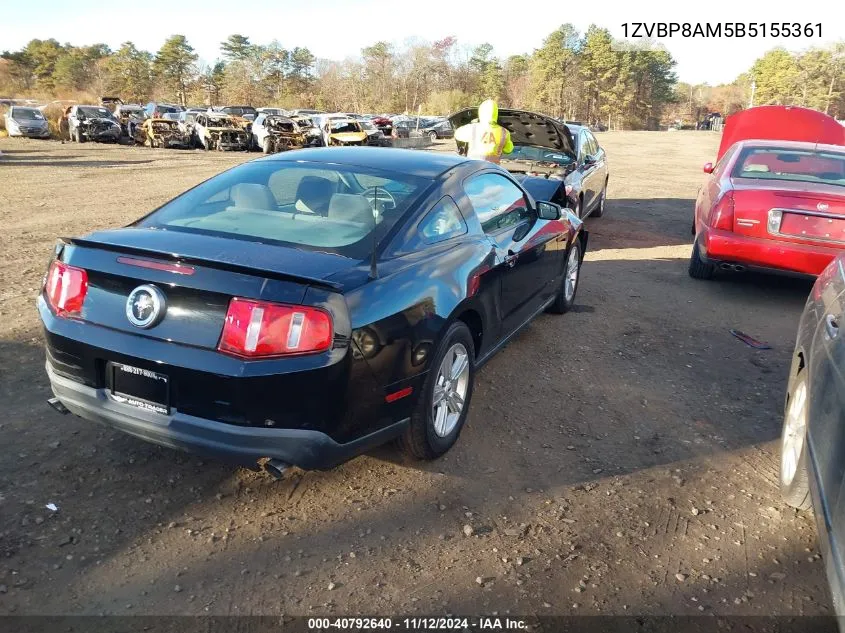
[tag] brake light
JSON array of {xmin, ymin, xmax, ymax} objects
[
  {"xmin": 709, "ymin": 192, "xmax": 735, "ymax": 231},
  {"xmin": 218, "ymin": 298, "xmax": 333, "ymax": 358},
  {"xmin": 44, "ymin": 261, "xmax": 88, "ymax": 317}
]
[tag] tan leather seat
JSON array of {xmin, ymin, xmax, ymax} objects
[
  {"xmin": 230, "ymin": 183, "xmax": 277, "ymax": 209},
  {"xmin": 328, "ymin": 193, "xmax": 374, "ymax": 225}
]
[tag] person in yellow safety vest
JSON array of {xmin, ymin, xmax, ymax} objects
[{"xmin": 454, "ymin": 99, "xmax": 514, "ymax": 163}]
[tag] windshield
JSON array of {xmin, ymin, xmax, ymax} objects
[
  {"xmin": 330, "ymin": 121, "xmax": 361, "ymax": 133},
  {"xmin": 12, "ymin": 108, "xmax": 44, "ymax": 121},
  {"xmin": 137, "ymin": 162, "xmax": 426, "ymax": 258},
  {"xmin": 732, "ymin": 147, "xmax": 845, "ymax": 187},
  {"xmin": 507, "ymin": 145, "xmax": 575, "ymax": 166},
  {"xmin": 12, "ymin": 107, "xmax": 44, "ymax": 120},
  {"xmin": 78, "ymin": 106, "xmax": 112, "ymax": 119}
]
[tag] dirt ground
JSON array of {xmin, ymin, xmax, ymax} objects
[{"xmin": 0, "ymin": 134, "xmax": 833, "ymax": 618}]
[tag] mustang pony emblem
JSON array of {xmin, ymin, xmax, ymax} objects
[{"xmin": 126, "ymin": 285, "xmax": 166, "ymax": 328}]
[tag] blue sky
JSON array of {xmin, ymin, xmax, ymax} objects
[{"xmin": 0, "ymin": 0, "xmax": 840, "ymax": 85}]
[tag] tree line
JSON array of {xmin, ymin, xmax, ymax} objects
[
  {"xmin": 667, "ymin": 43, "xmax": 843, "ymax": 126},
  {"xmin": 1, "ymin": 29, "xmax": 842, "ymax": 129}
]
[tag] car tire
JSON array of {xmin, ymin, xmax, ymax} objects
[
  {"xmin": 399, "ymin": 321, "xmax": 475, "ymax": 460},
  {"xmin": 780, "ymin": 373, "xmax": 812, "ymax": 510},
  {"xmin": 428, "ymin": 131, "xmax": 438, "ymax": 142},
  {"xmin": 688, "ymin": 236, "xmax": 715, "ymax": 280},
  {"xmin": 592, "ymin": 185, "xmax": 607, "ymax": 218},
  {"xmin": 75, "ymin": 129, "xmax": 84, "ymax": 143},
  {"xmin": 263, "ymin": 137, "xmax": 272, "ymax": 154},
  {"xmin": 548, "ymin": 241, "xmax": 582, "ymax": 314},
  {"xmin": 574, "ymin": 196, "xmax": 583, "ymax": 219}
]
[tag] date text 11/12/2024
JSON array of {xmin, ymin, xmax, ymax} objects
[
  {"xmin": 307, "ymin": 617, "xmax": 527, "ymax": 630},
  {"xmin": 622, "ymin": 22, "xmax": 823, "ymax": 38}
]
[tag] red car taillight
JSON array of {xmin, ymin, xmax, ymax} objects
[
  {"xmin": 44, "ymin": 261, "xmax": 88, "ymax": 317},
  {"xmin": 218, "ymin": 298, "xmax": 333, "ymax": 358},
  {"xmin": 709, "ymin": 192, "xmax": 735, "ymax": 231}
]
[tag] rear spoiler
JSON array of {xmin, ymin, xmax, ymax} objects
[{"xmin": 66, "ymin": 237, "xmax": 344, "ymax": 292}]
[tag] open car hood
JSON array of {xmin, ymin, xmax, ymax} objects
[
  {"xmin": 449, "ymin": 107, "xmax": 575, "ymax": 159},
  {"xmin": 717, "ymin": 105, "xmax": 845, "ymax": 160}
]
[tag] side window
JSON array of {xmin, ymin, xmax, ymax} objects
[
  {"xmin": 578, "ymin": 132, "xmax": 588, "ymax": 160},
  {"xmin": 418, "ymin": 197, "xmax": 467, "ymax": 243},
  {"xmin": 464, "ymin": 173, "xmax": 531, "ymax": 234},
  {"xmin": 586, "ymin": 132, "xmax": 599, "ymax": 156}
]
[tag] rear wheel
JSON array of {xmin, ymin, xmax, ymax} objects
[
  {"xmin": 399, "ymin": 321, "xmax": 475, "ymax": 460},
  {"xmin": 428, "ymin": 131, "xmax": 438, "ymax": 142},
  {"xmin": 688, "ymin": 236, "xmax": 715, "ymax": 280},
  {"xmin": 780, "ymin": 373, "xmax": 812, "ymax": 510},
  {"xmin": 548, "ymin": 241, "xmax": 581, "ymax": 314},
  {"xmin": 592, "ymin": 185, "xmax": 607, "ymax": 218}
]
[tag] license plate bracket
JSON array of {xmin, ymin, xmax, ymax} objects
[{"xmin": 109, "ymin": 362, "xmax": 170, "ymax": 415}]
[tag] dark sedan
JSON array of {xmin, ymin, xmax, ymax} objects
[
  {"xmin": 40, "ymin": 148, "xmax": 588, "ymax": 476},
  {"xmin": 450, "ymin": 109, "xmax": 610, "ymax": 220},
  {"xmin": 781, "ymin": 253, "xmax": 845, "ymax": 616}
]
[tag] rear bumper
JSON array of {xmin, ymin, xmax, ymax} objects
[
  {"xmin": 46, "ymin": 362, "xmax": 407, "ymax": 470},
  {"xmin": 699, "ymin": 227, "xmax": 841, "ymax": 277}
]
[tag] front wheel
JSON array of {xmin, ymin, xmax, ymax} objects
[
  {"xmin": 262, "ymin": 137, "xmax": 272, "ymax": 154},
  {"xmin": 780, "ymin": 374, "xmax": 812, "ymax": 510},
  {"xmin": 548, "ymin": 241, "xmax": 582, "ymax": 314},
  {"xmin": 428, "ymin": 131, "xmax": 438, "ymax": 142},
  {"xmin": 399, "ymin": 321, "xmax": 475, "ymax": 460}
]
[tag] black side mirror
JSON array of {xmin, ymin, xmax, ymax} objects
[{"xmin": 536, "ymin": 201, "xmax": 562, "ymax": 220}]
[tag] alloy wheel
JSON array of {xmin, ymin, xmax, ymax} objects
[
  {"xmin": 781, "ymin": 379, "xmax": 808, "ymax": 486},
  {"xmin": 564, "ymin": 244, "xmax": 581, "ymax": 302},
  {"xmin": 431, "ymin": 343, "xmax": 470, "ymax": 437}
]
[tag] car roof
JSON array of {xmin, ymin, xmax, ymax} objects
[
  {"xmin": 262, "ymin": 147, "xmax": 469, "ymax": 179},
  {"xmin": 734, "ymin": 139, "xmax": 845, "ymax": 153}
]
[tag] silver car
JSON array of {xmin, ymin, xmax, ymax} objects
[{"xmin": 4, "ymin": 106, "xmax": 50, "ymax": 138}]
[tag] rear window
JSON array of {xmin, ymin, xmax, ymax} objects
[
  {"xmin": 137, "ymin": 162, "xmax": 427, "ymax": 259},
  {"xmin": 733, "ymin": 147, "xmax": 845, "ymax": 187}
]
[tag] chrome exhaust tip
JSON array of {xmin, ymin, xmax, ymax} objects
[
  {"xmin": 47, "ymin": 397, "xmax": 69, "ymax": 415},
  {"xmin": 263, "ymin": 459, "xmax": 291, "ymax": 480}
]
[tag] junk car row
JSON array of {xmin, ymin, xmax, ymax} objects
[{"xmin": 4, "ymin": 98, "xmax": 459, "ymax": 155}]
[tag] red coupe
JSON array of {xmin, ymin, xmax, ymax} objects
[{"xmin": 690, "ymin": 106, "xmax": 845, "ymax": 279}]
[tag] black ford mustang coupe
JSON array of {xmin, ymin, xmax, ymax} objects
[{"xmin": 39, "ymin": 147, "xmax": 587, "ymax": 476}]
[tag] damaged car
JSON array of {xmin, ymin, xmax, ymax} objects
[
  {"xmin": 316, "ymin": 115, "xmax": 369, "ymax": 147},
  {"xmin": 140, "ymin": 118, "xmax": 193, "ymax": 149},
  {"xmin": 194, "ymin": 112, "xmax": 250, "ymax": 151},
  {"xmin": 449, "ymin": 108, "xmax": 609, "ymax": 219},
  {"xmin": 289, "ymin": 115, "xmax": 323, "ymax": 146},
  {"xmin": 4, "ymin": 106, "xmax": 51, "ymax": 139},
  {"xmin": 113, "ymin": 104, "xmax": 146, "ymax": 138},
  {"xmin": 360, "ymin": 119, "xmax": 387, "ymax": 146},
  {"xmin": 251, "ymin": 113, "xmax": 305, "ymax": 154},
  {"xmin": 68, "ymin": 105, "xmax": 122, "ymax": 143}
]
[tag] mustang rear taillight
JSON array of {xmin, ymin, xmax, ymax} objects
[
  {"xmin": 44, "ymin": 261, "xmax": 88, "ymax": 317},
  {"xmin": 709, "ymin": 192, "xmax": 735, "ymax": 231},
  {"xmin": 218, "ymin": 298, "xmax": 333, "ymax": 358}
]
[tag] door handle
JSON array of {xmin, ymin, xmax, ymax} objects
[
  {"xmin": 825, "ymin": 314, "xmax": 840, "ymax": 339},
  {"xmin": 504, "ymin": 251, "xmax": 518, "ymax": 267}
]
